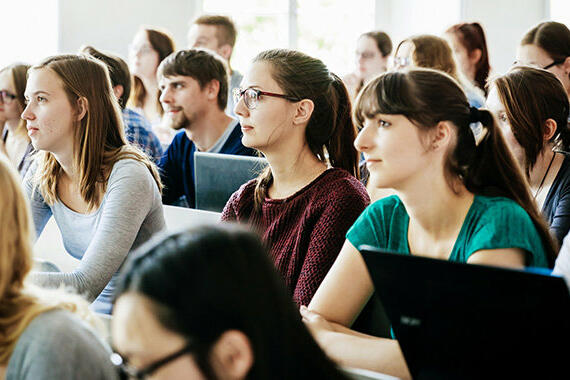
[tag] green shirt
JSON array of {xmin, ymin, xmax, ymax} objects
[{"xmin": 347, "ymin": 195, "xmax": 548, "ymax": 267}]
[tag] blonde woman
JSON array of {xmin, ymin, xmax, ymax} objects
[
  {"xmin": 22, "ymin": 54, "xmax": 165, "ymax": 314},
  {"xmin": 0, "ymin": 157, "xmax": 117, "ymax": 380},
  {"xmin": 0, "ymin": 63, "xmax": 34, "ymax": 177}
]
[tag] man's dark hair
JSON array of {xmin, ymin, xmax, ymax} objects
[
  {"xmin": 158, "ymin": 49, "xmax": 229, "ymax": 110},
  {"xmin": 80, "ymin": 45, "xmax": 131, "ymax": 109}
]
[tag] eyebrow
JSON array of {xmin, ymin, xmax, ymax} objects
[{"xmin": 25, "ymin": 90, "xmax": 51, "ymax": 97}]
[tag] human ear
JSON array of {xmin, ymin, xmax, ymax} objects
[
  {"xmin": 205, "ymin": 79, "xmax": 221, "ymax": 102},
  {"xmin": 562, "ymin": 57, "xmax": 570, "ymax": 76},
  {"xmin": 543, "ymin": 118, "xmax": 558, "ymax": 141},
  {"xmin": 430, "ymin": 121, "xmax": 452, "ymax": 151},
  {"xmin": 75, "ymin": 97, "xmax": 88, "ymax": 121},
  {"xmin": 210, "ymin": 330, "xmax": 253, "ymax": 380},
  {"xmin": 469, "ymin": 48, "xmax": 482, "ymax": 64},
  {"xmin": 292, "ymin": 99, "xmax": 314, "ymax": 126},
  {"xmin": 217, "ymin": 44, "xmax": 233, "ymax": 61},
  {"xmin": 113, "ymin": 85, "xmax": 124, "ymax": 101}
]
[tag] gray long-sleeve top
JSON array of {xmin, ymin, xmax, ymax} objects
[
  {"xmin": 6, "ymin": 309, "xmax": 118, "ymax": 380},
  {"xmin": 25, "ymin": 159, "xmax": 165, "ymax": 313}
]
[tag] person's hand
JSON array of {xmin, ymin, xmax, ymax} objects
[{"xmin": 300, "ymin": 305, "xmax": 337, "ymax": 345}]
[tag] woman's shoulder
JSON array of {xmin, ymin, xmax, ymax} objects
[
  {"xmin": 7, "ymin": 309, "xmax": 117, "ymax": 379},
  {"xmin": 472, "ymin": 195, "xmax": 528, "ymax": 219}
]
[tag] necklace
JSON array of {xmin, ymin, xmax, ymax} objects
[{"xmin": 534, "ymin": 152, "xmax": 556, "ymax": 199}]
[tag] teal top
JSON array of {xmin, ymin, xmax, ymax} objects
[{"xmin": 347, "ymin": 195, "xmax": 548, "ymax": 267}]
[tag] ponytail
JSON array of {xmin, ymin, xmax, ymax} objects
[
  {"xmin": 251, "ymin": 49, "xmax": 359, "ymax": 212},
  {"xmin": 463, "ymin": 108, "xmax": 558, "ymax": 265}
]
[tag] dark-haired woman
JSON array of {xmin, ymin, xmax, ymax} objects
[
  {"xmin": 301, "ymin": 68, "xmax": 553, "ymax": 379},
  {"xmin": 128, "ymin": 27, "xmax": 175, "ymax": 145},
  {"xmin": 517, "ymin": 21, "xmax": 570, "ymax": 100},
  {"xmin": 344, "ymin": 31, "xmax": 393, "ymax": 101},
  {"xmin": 445, "ymin": 22, "xmax": 491, "ymax": 95},
  {"xmin": 112, "ymin": 225, "xmax": 349, "ymax": 380},
  {"xmin": 488, "ymin": 66, "xmax": 570, "ymax": 246},
  {"xmin": 221, "ymin": 49, "xmax": 370, "ymax": 306}
]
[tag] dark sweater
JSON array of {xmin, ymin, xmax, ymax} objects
[
  {"xmin": 543, "ymin": 152, "xmax": 570, "ymax": 246},
  {"xmin": 221, "ymin": 168, "xmax": 370, "ymax": 305},
  {"xmin": 159, "ymin": 124, "xmax": 255, "ymax": 207}
]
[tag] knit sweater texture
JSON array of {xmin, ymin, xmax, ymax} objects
[{"xmin": 221, "ymin": 168, "xmax": 370, "ymax": 305}]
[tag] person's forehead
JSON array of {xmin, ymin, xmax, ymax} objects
[{"xmin": 191, "ymin": 24, "xmax": 219, "ymax": 40}]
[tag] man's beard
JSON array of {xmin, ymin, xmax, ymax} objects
[{"xmin": 168, "ymin": 111, "xmax": 190, "ymax": 130}]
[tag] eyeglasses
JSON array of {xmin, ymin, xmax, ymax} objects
[
  {"xmin": 513, "ymin": 58, "xmax": 566, "ymax": 70},
  {"xmin": 111, "ymin": 344, "xmax": 194, "ymax": 380},
  {"xmin": 543, "ymin": 59, "xmax": 566, "ymax": 70},
  {"xmin": 233, "ymin": 87, "xmax": 301, "ymax": 110},
  {"xmin": 0, "ymin": 90, "xmax": 17, "ymax": 105},
  {"xmin": 391, "ymin": 56, "xmax": 412, "ymax": 69}
]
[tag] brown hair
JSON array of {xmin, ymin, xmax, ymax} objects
[
  {"xmin": 252, "ymin": 49, "xmax": 359, "ymax": 211},
  {"xmin": 0, "ymin": 63, "xmax": 31, "ymax": 138},
  {"xmin": 30, "ymin": 54, "xmax": 161, "ymax": 212},
  {"xmin": 158, "ymin": 49, "xmax": 229, "ymax": 110},
  {"xmin": 130, "ymin": 28, "xmax": 175, "ymax": 113},
  {"xmin": 446, "ymin": 22, "xmax": 491, "ymax": 94},
  {"xmin": 521, "ymin": 21, "xmax": 570, "ymax": 63},
  {"xmin": 0, "ymin": 157, "xmax": 96, "ymax": 364},
  {"xmin": 361, "ymin": 30, "xmax": 392, "ymax": 57},
  {"xmin": 354, "ymin": 68, "xmax": 558, "ymax": 265},
  {"xmin": 80, "ymin": 45, "xmax": 131, "ymax": 109},
  {"xmin": 491, "ymin": 66, "xmax": 570, "ymax": 176},
  {"xmin": 397, "ymin": 35, "xmax": 461, "ymax": 81},
  {"xmin": 194, "ymin": 15, "xmax": 237, "ymax": 48}
]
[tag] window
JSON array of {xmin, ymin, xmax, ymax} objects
[{"xmin": 550, "ymin": 0, "xmax": 570, "ymax": 28}]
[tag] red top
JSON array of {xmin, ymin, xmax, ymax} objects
[{"xmin": 221, "ymin": 168, "xmax": 370, "ymax": 305}]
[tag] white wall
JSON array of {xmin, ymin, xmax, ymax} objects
[{"xmin": 58, "ymin": 0, "xmax": 197, "ymax": 60}]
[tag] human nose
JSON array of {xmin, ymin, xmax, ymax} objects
[
  {"xmin": 234, "ymin": 92, "xmax": 249, "ymax": 118},
  {"xmin": 354, "ymin": 123, "xmax": 374, "ymax": 152},
  {"xmin": 159, "ymin": 87, "xmax": 172, "ymax": 105},
  {"xmin": 21, "ymin": 102, "xmax": 35, "ymax": 121}
]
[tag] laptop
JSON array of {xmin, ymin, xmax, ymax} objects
[
  {"xmin": 194, "ymin": 152, "xmax": 267, "ymax": 212},
  {"xmin": 359, "ymin": 245, "xmax": 570, "ymax": 380}
]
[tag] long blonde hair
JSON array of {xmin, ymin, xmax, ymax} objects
[
  {"xmin": 0, "ymin": 63, "xmax": 31, "ymax": 138},
  {"xmin": 30, "ymin": 54, "xmax": 162, "ymax": 211},
  {"xmin": 0, "ymin": 157, "xmax": 96, "ymax": 365}
]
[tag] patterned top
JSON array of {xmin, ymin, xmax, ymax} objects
[{"xmin": 122, "ymin": 108, "xmax": 164, "ymax": 163}]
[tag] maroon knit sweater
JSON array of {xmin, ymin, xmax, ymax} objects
[{"xmin": 221, "ymin": 168, "xmax": 370, "ymax": 306}]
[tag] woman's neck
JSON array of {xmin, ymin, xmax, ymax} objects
[
  {"xmin": 528, "ymin": 147, "xmax": 558, "ymax": 188},
  {"xmin": 265, "ymin": 145, "xmax": 327, "ymax": 200},
  {"xmin": 4, "ymin": 119, "xmax": 20, "ymax": 134}
]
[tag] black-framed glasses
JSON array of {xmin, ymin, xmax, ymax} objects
[
  {"xmin": 233, "ymin": 87, "xmax": 301, "ymax": 110},
  {"xmin": 111, "ymin": 344, "xmax": 194, "ymax": 380},
  {"xmin": 543, "ymin": 59, "xmax": 566, "ymax": 70},
  {"xmin": 0, "ymin": 90, "xmax": 17, "ymax": 105}
]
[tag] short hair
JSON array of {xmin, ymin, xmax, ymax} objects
[
  {"xmin": 193, "ymin": 15, "xmax": 237, "ymax": 48},
  {"xmin": 158, "ymin": 49, "xmax": 229, "ymax": 110},
  {"xmin": 80, "ymin": 45, "xmax": 131, "ymax": 109}
]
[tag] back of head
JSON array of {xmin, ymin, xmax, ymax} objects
[
  {"xmin": 193, "ymin": 15, "xmax": 237, "ymax": 49},
  {"xmin": 491, "ymin": 66, "xmax": 570, "ymax": 174},
  {"xmin": 446, "ymin": 22, "xmax": 491, "ymax": 92},
  {"xmin": 115, "ymin": 225, "xmax": 346, "ymax": 379},
  {"xmin": 80, "ymin": 45, "xmax": 131, "ymax": 109},
  {"xmin": 521, "ymin": 21, "xmax": 570, "ymax": 61},
  {"xmin": 403, "ymin": 35, "xmax": 459, "ymax": 80},
  {"xmin": 158, "ymin": 49, "xmax": 230, "ymax": 110},
  {"xmin": 354, "ymin": 68, "xmax": 557, "ymax": 264},
  {"xmin": 253, "ymin": 49, "xmax": 358, "ymax": 175},
  {"xmin": 0, "ymin": 156, "xmax": 33, "ymax": 302},
  {"xmin": 362, "ymin": 30, "xmax": 393, "ymax": 57}
]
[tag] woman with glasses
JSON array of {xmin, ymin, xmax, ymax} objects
[
  {"xmin": 222, "ymin": 49, "xmax": 369, "ymax": 306},
  {"xmin": 301, "ymin": 68, "xmax": 554, "ymax": 378},
  {"xmin": 0, "ymin": 156, "xmax": 117, "ymax": 380},
  {"xmin": 343, "ymin": 31, "xmax": 392, "ymax": 101},
  {"xmin": 517, "ymin": 21, "xmax": 570, "ymax": 101},
  {"xmin": 487, "ymin": 66, "xmax": 570, "ymax": 246},
  {"xmin": 22, "ymin": 54, "xmax": 165, "ymax": 315},
  {"xmin": 128, "ymin": 27, "xmax": 175, "ymax": 145},
  {"xmin": 0, "ymin": 63, "xmax": 34, "ymax": 178},
  {"xmin": 445, "ymin": 22, "xmax": 491, "ymax": 96},
  {"xmin": 111, "ymin": 225, "xmax": 349, "ymax": 380},
  {"xmin": 392, "ymin": 34, "xmax": 486, "ymax": 108}
]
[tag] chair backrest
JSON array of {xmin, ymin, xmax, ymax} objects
[
  {"xmin": 194, "ymin": 152, "xmax": 267, "ymax": 212},
  {"xmin": 163, "ymin": 204, "xmax": 221, "ymax": 230},
  {"xmin": 342, "ymin": 367, "xmax": 401, "ymax": 380}
]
